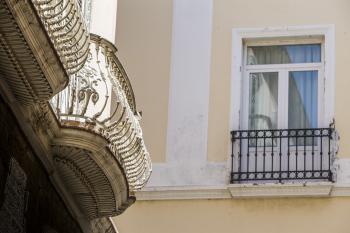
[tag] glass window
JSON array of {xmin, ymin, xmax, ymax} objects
[
  {"xmin": 288, "ymin": 71, "xmax": 318, "ymax": 129},
  {"xmin": 243, "ymin": 41, "xmax": 323, "ymax": 132},
  {"xmin": 247, "ymin": 44, "xmax": 321, "ymax": 65},
  {"xmin": 249, "ymin": 72, "xmax": 278, "ymax": 130}
]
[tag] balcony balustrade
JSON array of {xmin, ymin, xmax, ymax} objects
[
  {"xmin": 1, "ymin": 0, "xmax": 150, "ymax": 224},
  {"xmin": 230, "ymin": 128, "xmax": 337, "ymax": 183},
  {"xmin": 51, "ymin": 34, "xmax": 151, "ymax": 190},
  {"xmin": 32, "ymin": 0, "xmax": 90, "ymax": 75}
]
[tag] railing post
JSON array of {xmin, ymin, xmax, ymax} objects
[
  {"xmin": 279, "ymin": 131, "xmax": 282, "ymax": 182},
  {"xmin": 230, "ymin": 131, "xmax": 234, "ymax": 183},
  {"xmin": 328, "ymin": 128, "xmax": 333, "ymax": 181}
]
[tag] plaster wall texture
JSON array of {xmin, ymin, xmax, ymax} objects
[
  {"xmin": 116, "ymin": 0, "xmax": 173, "ymax": 163},
  {"xmin": 118, "ymin": 0, "xmax": 223, "ymax": 186},
  {"xmin": 208, "ymin": 0, "xmax": 350, "ymax": 162},
  {"xmin": 116, "ymin": 0, "xmax": 350, "ymax": 186},
  {"xmin": 90, "ymin": 0, "xmax": 118, "ymax": 42},
  {"xmin": 114, "ymin": 0, "xmax": 350, "ymax": 188},
  {"xmin": 113, "ymin": 0, "xmax": 350, "ymax": 233},
  {"xmin": 115, "ymin": 198, "xmax": 350, "ymax": 233}
]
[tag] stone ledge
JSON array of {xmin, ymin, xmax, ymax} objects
[
  {"xmin": 331, "ymin": 184, "xmax": 350, "ymax": 196},
  {"xmin": 228, "ymin": 182, "xmax": 333, "ymax": 198},
  {"xmin": 136, "ymin": 186, "xmax": 231, "ymax": 200},
  {"xmin": 134, "ymin": 182, "xmax": 350, "ymax": 200}
]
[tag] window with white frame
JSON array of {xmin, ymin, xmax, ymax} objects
[{"xmin": 241, "ymin": 37, "xmax": 324, "ymax": 132}]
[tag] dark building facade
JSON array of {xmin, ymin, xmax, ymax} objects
[{"xmin": 0, "ymin": 95, "xmax": 82, "ymax": 233}]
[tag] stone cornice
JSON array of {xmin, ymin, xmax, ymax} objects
[
  {"xmin": 228, "ymin": 183, "xmax": 333, "ymax": 198},
  {"xmin": 135, "ymin": 183, "xmax": 350, "ymax": 200},
  {"xmin": 136, "ymin": 186, "xmax": 231, "ymax": 200}
]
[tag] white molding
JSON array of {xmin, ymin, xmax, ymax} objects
[
  {"xmin": 228, "ymin": 183, "xmax": 333, "ymax": 198},
  {"xmin": 139, "ymin": 158, "xmax": 350, "ymax": 200},
  {"xmin": 331, "ymin": 184, "xmax": 350, "ymax": 196},
  {"xmin": 135, "ymin": 182, "xmax": 350, "ymax": 201},
  {"xmin": 136, "ymin": 186, "xmax": 231, "ymax": 200}
]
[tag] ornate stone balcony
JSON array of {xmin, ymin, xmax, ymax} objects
[
  {"xmin": 0, "ymin": 0, "xmax": 89, "ymax": 104},
  {"xmin": 49, "ymin": 34, "xmax": 151, "ymax": 220},
  {"xmin": 0, "ymin": 0, "xmax": 151, "ymax": 229},
  {"xmin": 32, "ymin": 0, "xmax": 90, "ymax": 75}
]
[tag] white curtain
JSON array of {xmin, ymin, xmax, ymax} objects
[
  {"xmin": 247, "ymin": 44, "xmax": 320, "ymax": 131},
  {"xmin": 249, "ymin": 72, "xmax": 278, "ymax": 130}
]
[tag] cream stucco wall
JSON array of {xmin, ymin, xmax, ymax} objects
[
  {"xmin": 115, "ymin": 1, "xmax": 350, "ymax": 232},
  {"xmin": 208, "ymin": 0, "xmax": 350, "ymax": 161},
  {"xmin": 116, "ymin": 0, "xmax": 173, "ymax": 162},
  {"xmin": 90, "ymin": 0, "xmax": 118, "ymax": 42},
  {"xmin": 115, "ymin": 198, "xmax": 350, "ymax": 233},
  {"xmin": 116, "ymin": 0, "xmax": 350, "ymax": 164}
]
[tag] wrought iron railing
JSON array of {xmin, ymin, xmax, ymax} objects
[
  {"xmin": 50, "ymin": 34, "xmax": 151, "ymax": 190},
  {"xmin": 32, "ymin": 0, "xmax": 90, "ymax": 75},
  {"xmin": 230, "ymin": 128, "xmax": 336, "ymax": 183}
]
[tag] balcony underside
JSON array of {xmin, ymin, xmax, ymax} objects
[
  {"xmin": 0, "ymin": 0, "xmax": 70, "ymax": 104},
  {"xmin": 52, "ymin": 127, "xmax": 135, "ymax": 220}
]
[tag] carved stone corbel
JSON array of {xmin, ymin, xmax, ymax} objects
[{"xmin": 29, "ymin": 102, "xmax": 52, "ymax": 133}]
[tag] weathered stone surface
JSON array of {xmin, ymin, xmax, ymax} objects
[
  {"xmin": 0, "ymin": 158, "xmax": 27, "ymax": 233},
  {"xmin": 0, "ymin": 94, "xmax": 82, "ymax": 233}
]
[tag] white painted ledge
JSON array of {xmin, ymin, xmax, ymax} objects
[
  {"xmin": 135, "ymin": 183, "xmax": 350, "ymax": 200},
  {"xmin": 228, "ymin": 182, "xmax": 333, "ymax": 198},
  {"xmin": 136, "ymin": 186, "xmax": 231, "ymax": 200},
  {"xmin": 331, "ymin": 184, "xmax": 350, "ymax": 196}
]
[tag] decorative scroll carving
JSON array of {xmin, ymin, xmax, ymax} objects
[
  {"xmin": 90, "ymin": 34, "xmax": 137, "ymax": 113},
  {"xmin": 51, "ymin": 34, "xmax": 152, "ymax": 190},
  {"xmin": 30, "ymin": 103, "xmax": 53, "ymax": 132}
]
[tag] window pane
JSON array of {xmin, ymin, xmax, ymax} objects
[
  {"xmin": 249, "ymin": 72, "xmax": 278, "ymax": 130},
  {"xmin": 247, "ymin": 44, "xmax": 321, "ymax": 65},
  {"xmin": 288, "ymin": 71, "xmax": 318, "ymax": 129}
]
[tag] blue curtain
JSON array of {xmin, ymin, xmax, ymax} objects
[
  {"xmin": 288, "ymin": 71, "xmax": 318, "ymax": 129},
  {"xmin": 285, "ymin": 44, "xmax": 321, "ymax": 63}
]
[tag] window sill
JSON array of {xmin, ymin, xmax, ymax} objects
[{"xmin": 228, "ymin": 182, "xmax": 333, "ymax": 198}]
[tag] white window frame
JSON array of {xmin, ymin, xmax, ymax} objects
[
  {"xmin": 242, "ymin": 38, "xmax": 324, "ymax": 130},
  {"xmin": 230, "ymin": 25, "xmax": 335, "ymax": 131}
]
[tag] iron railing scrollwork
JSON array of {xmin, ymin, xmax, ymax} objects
[
  {"xmin": 32, "ymin": 0, "xmax": 90, "ymax": 75},
  {"xmin": 230, "ymin": 128, "xmax": 337, "ymax": 183},
  {"xmin": 50, "ymin": 34, "xmax": 151, "ymax": 190}
]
